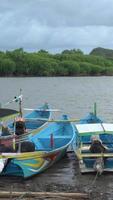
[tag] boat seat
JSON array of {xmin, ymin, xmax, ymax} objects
[
  {"xmin": 81, "ymin": 146, "xmax": 113, "ymax": 154},
  {"xmin": 81, "ymin": 146, "xmax": 90, "ymax": 153},
  {"xmin": 34, "ymin": 137, "xmax": 70, "ymax": 150},
  {"xmin": 37, "ymin": 135, "xmax": 71, "ymax": 139}
]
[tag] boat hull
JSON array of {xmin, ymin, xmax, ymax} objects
[
  {"xmin": 73, "ymin": 113, "xmax": 105, "ymax": 174},
  {"xmin": 1, "ymin": 148, "xmax": 67, "ymax": 178},
  {"xmin": 0, "ymin": 115, "xmax": 75, "ymax": 178}
]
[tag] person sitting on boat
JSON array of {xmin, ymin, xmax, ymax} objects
[
  {"xmin": 90, "ymin": 135, "xmax": 106, "ymax": 153},
  {"xmin": 1, "ymin": 122, "xmax": 11, "ymax": 136},
  {"xmin": 14, "ymin": 117, "xmax": 26, "ymax": 136}
]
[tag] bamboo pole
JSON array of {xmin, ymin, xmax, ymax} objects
[
  {"xmin": 0, "ymin": 191, "xmax": 89, "ymax": 199},
  {"xmin": 25, "ymin": 118, "xmax": 80, "ymax": 122}
]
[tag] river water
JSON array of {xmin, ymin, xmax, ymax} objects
[
  {"xmin": 1, "ymin": 76, "xmax": 113, "ymax": 121},
  {"xmin": 0, "ymin": 76, "xmax": 113, "ymax": 199}
]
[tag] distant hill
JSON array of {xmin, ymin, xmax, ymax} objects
[{"xmin": 90, "ymin": 47, "xmax": 113, "ymax": 59}]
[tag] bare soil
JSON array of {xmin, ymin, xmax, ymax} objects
[{"xmin": 0, "ymin": 152, "xmax": 112, "ymax": 200}]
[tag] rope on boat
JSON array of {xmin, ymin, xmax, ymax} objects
[
  {"xmin": 87, "ymin": 157, "xmax": 104, "ymax": 197},
  {"xmin": 86, "ymin": 158, "xmax": 104, "ymax": 196},
  {"xmin": 87, "ymin": 156, "xmax": 104, "ymax": 198}
]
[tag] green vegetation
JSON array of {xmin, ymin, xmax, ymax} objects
[
  {"xmin": 0, "ymin": 47, "xmax": 113, "ymax": 76},
  {"xmin": 90, "ymin": 47, "xmax": 113, "ymax": 60}
]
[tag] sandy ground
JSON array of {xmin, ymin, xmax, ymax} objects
[{"xmin": 0, "ymin": 152, "xmax": 113, "ymax": 200}]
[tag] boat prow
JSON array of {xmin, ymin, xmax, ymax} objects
[{"xmin": 74, "ymin": 122, "xmax": 113, "ymax": 174}]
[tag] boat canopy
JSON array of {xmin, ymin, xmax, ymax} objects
[{"xmin": 75, "ymin": 123, "xmax": 113, "ymax": 136}]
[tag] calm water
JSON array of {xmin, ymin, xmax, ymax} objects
[
  {"xmin": 0, "ymin": 76, "xmax": 113, "ymax": 121},
  {"xmin": 0, "ymin": 76, "xmax": 113, "ymax": 199}
]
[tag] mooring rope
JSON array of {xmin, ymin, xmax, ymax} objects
[
  {"xmin": 90, "ymin": 171, "xmax": 99, "ymax": 188},
  {"xmin": 14, "ymin": 192, "xmax": 27, "ymax": 200},
  {"xmin": 77, "ymin": 171, "xmax": 100, "ymax": 200},
  {"xmin": 87, "ymin": 171, "xmax": 100, "ymax": 199}
]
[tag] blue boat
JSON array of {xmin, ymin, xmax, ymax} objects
[
  {"xmin": 0, "ymin": 103, "xmax": 51, "ymax": 144},
  {"xmin": 79, "ymin": 112, "xmax": 103, "ymax": 124},
  {"xmin": 9, "ymin": 102, "xmax": 51, "ymax": 133},
  {"xmin": 79, "ymin": 102, "xmax": 103, "ymax": 124},
  {"xmin": 0, "ymin": 115, "xmax": 75, "ymax": 178},
  {"xmin": 73, "ymin": 121, "xmax": 113, "ymax": 174}
]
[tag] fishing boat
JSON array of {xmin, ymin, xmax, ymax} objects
[
  {"xmin": 79, "ymin": 112, "xmax": 102, "ymax": 124},
  {"xmin": 0, "ymin": 102, "xmax": 52, "ymax": 145},
  {"xmin": 73, "ymin": 122, "xmax": 113, "ymax": 174},
  {"xmin": 0, "ymin": 115, "xmax": 75, "ymax": 178}
]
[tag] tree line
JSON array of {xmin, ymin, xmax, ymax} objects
[{"xmin": 0, "ymin": 48, "xmax": 113, "ymax": 76}]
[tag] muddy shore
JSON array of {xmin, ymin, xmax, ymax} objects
[{"xmin": 0, "ymin": 152, "xmax": 112, "ymax": 200}]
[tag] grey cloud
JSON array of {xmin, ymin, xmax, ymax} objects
[
  {"xmin": 0, "ymin": 0, "xmax": 113, "ymax": 53},
  {"xmin": 1, "ymin": 0, "xmax": 113, "ymax": 27}
]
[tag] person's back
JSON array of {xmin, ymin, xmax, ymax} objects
[
  {"xmin": 90, "ymin": 140, "xmax": 106, "ymax": 153},
  {"xmin": 15, "ymin": 118, "xmax": 26, "ymax": 135}
]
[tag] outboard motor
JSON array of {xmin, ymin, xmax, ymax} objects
[
  {"xmin": 1, "ymin": 125, "xmax": 11, "ymax": 136},
  {"xmin": 94, "ymin": 157, "xmax": 104, "ymax": 175},
  {"xmin": 90, "ymin": 135, "xmax": 105, "ymax": 174}
]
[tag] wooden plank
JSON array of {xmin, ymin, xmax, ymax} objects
[
  {"xmin": 81, "ymin": 153, "xmax": 113, "ymax": 158},
  {"xmin": 0, "ymin": 191, "xmax": 89, "ymax": 199},
  {"xmin": 79, "ymin": 131, "xmax": 113, "ymax": 136}
]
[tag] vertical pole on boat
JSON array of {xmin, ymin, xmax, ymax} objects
[
  {"xmin": 50, "ymin": 133, "xmax": 54, "ymax": 148},
  {"xmin": 94, "ymin": 102, "xmax": 97, "ymax": 116},
  {"xmin": 19, "ymin": 88, "xmax": 22, "ymax": 117},
  {"xmin": 13, "ymin": 118, "xmax": 16, "ymax": 150}
]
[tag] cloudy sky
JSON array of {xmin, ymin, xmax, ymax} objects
[{"xmin": 0, "ymin": 0, "xmax": 113, "ymax": 54}]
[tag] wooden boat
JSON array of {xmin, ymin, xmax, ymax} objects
[
  {"xmin": 79, "ymin": 112, "xmax": 103, "ymax": 124},
  {"xmin": 0, "ymin": 108, "xmax": 19, "ymax": 122},
  {"xmin": 73, "ymin": 122, "xmax": 113, "ymax": 174},
  {"xmin": 0, "ymin": 115, "xmax": 75, "ymax": 178},
  {"xmin": 0, "ymin": 102, "xmax": 51, "ymax": 144}
]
